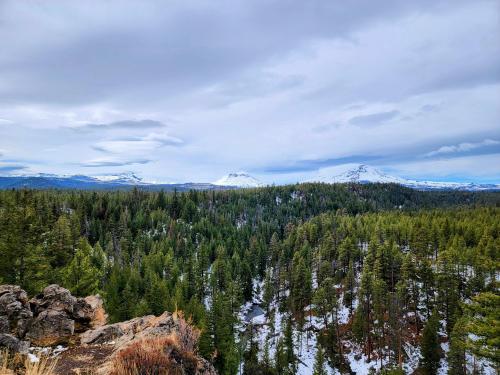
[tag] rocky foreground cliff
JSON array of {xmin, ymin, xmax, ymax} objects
[{"xmin": 0, "ymin": 284, "xmax": 216, "ymax": 374}]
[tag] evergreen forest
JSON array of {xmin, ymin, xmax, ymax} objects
[{"xmin": 0, "ymin": 184, "xmax": 498, "ymax": 374}]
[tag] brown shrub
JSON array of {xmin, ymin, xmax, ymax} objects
[
  {"xmin": 171, "ymin": 312, "xmax": 200, "ymax": 354},
  {"xmin": 0, "ymin": 350, "xmax": 58, "ymax": 375},
  {"xmin": 110, "ymin": 336, "xmax": 199, "ymax": 375}
]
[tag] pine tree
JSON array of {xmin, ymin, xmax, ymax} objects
[
  {"xmin": 212, "ymin": 291, "xmax": 239, "ymax": 375},
  {"xmin": 275, "ymin": 338, "xmax": 286, "ymax": 375},
  {"xmin": 262, "ymin": 339, "xmax": 274, "ymax": 373},
  {"xmin": 105, "ymin": 266, "xmax": 129, "ymax": 323},
  {"xmin": 313, "ymin": 344, "xmax": 327, "ymax": 375},
  {"xmin": 448, "ymin": 318, "xmax": 467, "ymax": 375},
  {"xmin": 263, "ymin": 269, "xmax": 274, "ymax": 314},
  {"xmin": 343, "ymin": 259, "xmax": 356, "ymax": 314},
  {"xmin": 283, "ymin": 315, "xmax": 297, "ymax": 373},
  {"xmin": 462, "ymin": 292, "xmax": 500, "ymax": 366},
  {"xmin": 353, "ymin": 264, "xmax": 374, "ymax": 359},
  {"xmin": 62, "ymin": 238, "xmax": 99, "ymax": 296},
  {"xmin": 291, "ymin": 253, "xmax": 312, "ymax": 325},
  {"xmin": 243, "ymin": 325, "xmax": 259, "ymax": 375},
  {"xmin": 318, "ymin": 323, "xmax": 342, "ymax": 370},
  {"xmin": 420, "ymin": 311, "xmax": 441, "ymax": 375},
  {"xmin": 144, "ymin": 271, "xmax": 170, "ymax": 315},
  {"xmin": 48, "ymin": 215, "xmax": 74, "ymax": 268}
]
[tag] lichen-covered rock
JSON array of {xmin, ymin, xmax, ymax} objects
[
  {"xmin": 0, "ymin": 285, "xmax": 33, "ymax": 337},
  {"xmin": 80, "ymin": 315, "xmax": 155, "ymax": 346},
  {"xmin": 26, "ymin": 309, "xmax": 75, "ymax": 346},
  {"xmin": 29, "ymin": 284, "xmax": 77, "ymax": 315},
  {"xmin": 0, "ymin": 333, "xmax": 29, "ymax": 354},
  {"xmin": 0, "ymin": 284, "xmax": 106, "ymax": 348}
]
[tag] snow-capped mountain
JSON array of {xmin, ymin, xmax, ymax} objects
[
  {"xmin": 92, "ymin": 172, "xmax": 144, "ymax": 185},
  {"xmin": 310, "ymin": 164, "xmax": 500, "ymax": 191},
  {"xmin": 213, "ymin": 172, "xmax": 264, "ymax": 188},
  {"xmin": 313, "ymin": 164, "xmax": 407, "ymax": 184},
  {"xmin": 0, "ymin": 171, "xmax": 259, "ymax": 190},
  {"xmin": 0, "ymin": 172, "xmax": 147, "ymax": 190},
  {"xmin": 1, "ymin": 166, "xmax": 497, "ymax": 191}
]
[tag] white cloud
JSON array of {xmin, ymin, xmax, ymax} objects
[
  {"xmin": 81, "ymin": 157, "xmax": 151, "ymax": 167},
  {"xmin": 93, "ymin": 132, "xmax": 183, "ymax": 154},
  {"xmin": 425, "ymin": 139, "xmax": 500, "ymax": 157}
]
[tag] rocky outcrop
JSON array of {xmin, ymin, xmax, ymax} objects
[
  {"xmin": 0, "ymin": 284, "xmax": 105, "ymax": 347},
  {"xmin": 78, "ymin": 312, "xmax": 216, "ymax": 375},
  {"xmin": 26, "ymin": 309, "xmax": 75, "ymax": 347},
  {"xmin": 0, "ymin": 284, "xmax": 215, "ymax": 374},
  {"xmin": 0, "ymin": 285, "xmax": 33, "ymax": 337}
]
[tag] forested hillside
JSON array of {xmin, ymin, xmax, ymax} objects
[{"xmin": 0, "ymin": 184, "xmax": 498, "ymax": 374}]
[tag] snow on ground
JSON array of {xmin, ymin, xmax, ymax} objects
[
  {"xmin": 402, "ymin": 342, "xmax": 421, "ymax": 374},
  {"xmin": 27, "ymin": 353, "xmax": 39, "ymax": 363},
  {"xmin": 28, "ymin": 345, "xmax": 67, "ymax": 362},
  {"xmin": 235, "ymin": 276, "xmax": 485, "ymax": 375},
  {"xmin": 466, "ymin": 352, "xmax": 497, "ymax": 375},
  {"xmin": 345, "ymin": 346, "xmax": 379, "ymax": 374},
  {"xmin": 437, "ymin": 342, "xmax": 449, "ymax": 375},
  {"xmin": 337, "ymin": 292, "xmax": 351, "ymax": 325}
]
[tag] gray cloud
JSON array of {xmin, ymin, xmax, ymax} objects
[
  {"xmin": 311, "ymin": 123, "xmax": 342, "ymax": 133},
  {"xmin": 74, "ymin": 120, "xmax": 166, "ymax": 132},
  {"xmin": 80, "ymin": 158, "xmax": 152, "ymax": 167},
  {"xmin": 92, "ymin": 131, "xmax": 184, "ymax": 154},
  {"xmin": 349, "ymin": 110, "xmax": 400, "ymax": 126},
  {"xmin": 0, "ymin": 0, "xmax": 498, "ymax": 183},
  {"xmin": 0, "ymin": 164, "xmax": 28, "ymax": 173},
  {"xmin": 0, "ymin": 0, "xmax": 475, "ymax": 107},
  {"xmin": 425, "ymin": 139, "xmax": 500, "ymax": 157},
  {"xmin": 420, "ymin": 104, "xmax": 439, "ymax": 113}
]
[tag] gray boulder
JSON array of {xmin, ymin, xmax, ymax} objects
[
  {"xmin": 26, "ymin": 309, "xmax": 75, "ymax": 347},
  {"xmin": 0, "ymin": 284, "xmax": 106, "ymax": 348},
  {"xmin": 0, "ymin": 285, "xmax": 33, "ymax": 337},
  {"xmin": 26, "ymin": 284, "xmax": 104, "ymax": 346},
  {"xmin": 29, "ymin": 284, "xmax": 77, "ymax": 315},
  {"xmin": 0, "ymin": 333, "xmax": 29, "ymax": 354}
]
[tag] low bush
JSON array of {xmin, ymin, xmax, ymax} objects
[
  {"xmin": 0, "ymin": 350, "xmax": 57, "ymax": 375},
  {"xmin": 111, "ymin": 336, "xmax": 199, "ymax": 375}
]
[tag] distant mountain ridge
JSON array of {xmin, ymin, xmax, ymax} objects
[
  {"xmin": 310, "ymin": 164, "xmax": 500, "ymax": 191},
  {"xmin": 1, "ymin": 166, "xmax": 498, "ymax": 191},
  {"xmin": 0, "ymin": 172, "xmax": 261, "ymax": 191},
  {"xmin": 0, "ymin": 173, "xmax": 224, "ymax": 191}
]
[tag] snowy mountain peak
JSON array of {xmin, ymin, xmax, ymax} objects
[
  {"xmin": 214, "ymin": 172, "xmax": 264, "ymax": 188},
  {"xmin": 92, "ymin": 172, "xmax": 143, "ymax": 184},
  {"xmin": 310, "ymin": 164, "xmax": 499, "ymax": 191},
  {"xmin": 313, "ymin": 164, "xmax": 405, "ymax": 184}
]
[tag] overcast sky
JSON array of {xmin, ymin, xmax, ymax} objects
[{"xmin": 0, "ymin": 0, "xmax": 499, "ymax": 183}]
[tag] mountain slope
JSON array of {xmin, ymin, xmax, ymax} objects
[
  {"xmin": 312, "ymin": 164, "xmax": 407, "ymax": 184},
  {"xmin": 213, "ymin": 172, "xmax": 264, "ymax": 188},
  {"xmin": 310, "ymin": 164, "xmax": 500, "ymax": 191}
]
